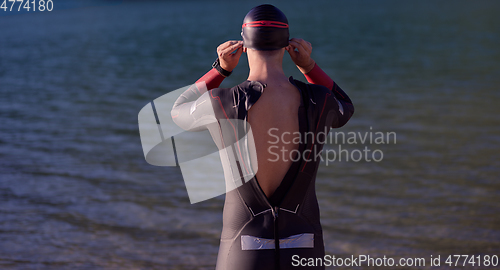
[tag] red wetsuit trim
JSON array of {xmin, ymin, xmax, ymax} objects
[
  {"xmin": 196, "ymin": 68, "xmax": 225, "ymax": 91},
  {"xmin": 303, "ymin": 63, "xmax": 334, "ymax": 90}
]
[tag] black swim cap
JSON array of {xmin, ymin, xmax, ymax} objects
[{"xmin": 241, "ymin": 4, "xmax": 289, "ymax": 51}]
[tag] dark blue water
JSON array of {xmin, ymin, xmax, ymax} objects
[{"xmin": 1, "ymin": 1, "xmax": 499, "ymax": 269}]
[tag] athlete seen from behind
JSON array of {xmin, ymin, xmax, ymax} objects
[{"xmin": 171, "ymin": 4, "xmax": 354, "ymax": 270}]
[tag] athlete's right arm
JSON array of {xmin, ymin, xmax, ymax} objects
[{"xmin": 171, "ymin": 41, "xmax": 243, "ymax": 131}]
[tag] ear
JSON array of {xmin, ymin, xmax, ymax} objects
[{"xmin": 243, "ymin": 47, "xmax": 247, "ymax": 53}]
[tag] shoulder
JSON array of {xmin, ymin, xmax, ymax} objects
[
  {"xmin": 291, "ymin": 78, "xmax": 337, "ymax": 105},
  {"xmin": 208, "ymin": 86, "xmax": 232, "ymax": 99},
  {"xmin": 208, "ymin": 81, "xmax": 254, "ymax": 97},
  {"xmin": 210, "ymin": 80, "xmax": 264, "ymax": 103},
  {"xmin": 206, "ymin": 84, "xmax": 239, "ymax": 112},
  {"xmin": 291, "ymin": 78, "xmax": 343, "ymax": 128},
  {"xmin": 207, "ymin": 81, "xmax": 264, "ymax": 119}
]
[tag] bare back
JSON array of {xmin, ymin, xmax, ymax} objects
[{"xmin": 247, "ymin": 81, "xmax": 301, "ymax": 198}]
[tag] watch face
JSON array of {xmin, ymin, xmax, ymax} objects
[{"xmin": 212, "ymin": 58, "xmax": 219, "ymax": 68}]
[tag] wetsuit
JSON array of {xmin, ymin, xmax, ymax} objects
[{"xmin": 171, "ymin": 64, "xmax": 354, "ymax": 270}]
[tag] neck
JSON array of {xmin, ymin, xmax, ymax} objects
[{"xmin": 246, "ymin": 50, "xmax": 288, "ymax": 84}]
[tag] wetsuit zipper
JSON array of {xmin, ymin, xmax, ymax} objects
[{"xmin": 273, "ymin": 206, "xmax": 280, "ymax": 270}]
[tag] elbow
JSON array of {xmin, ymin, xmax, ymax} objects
[
  {"xmin": 333, "ymin": 106, "xmax": 354, "ymax": 128},
  {"xmin": 171, "ymin": 107, "xmax": 188, "ymax": 131},
  {"xmin": 334, "ymin": 118, "xmax": 349, "ymax": 128},
  {"xmin": 345, "ymin": 102, "xmax": 355, "ymax": 120}
]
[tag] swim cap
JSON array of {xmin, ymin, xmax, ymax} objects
[{"xmin": 241, "ymin": 4, "xmax": 289, "ymax": 51}]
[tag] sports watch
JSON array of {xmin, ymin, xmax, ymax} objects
[{"xmin": 212, "ymin": 58, "xmax": 232, "ymax": 77}]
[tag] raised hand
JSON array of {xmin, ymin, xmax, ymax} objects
[
  {"xmin": 286, "ymin": 38, "xmax": 316, "ymax": 74},
  {"xmin": 217, "ymin": 40, "xmax": 244, "ymax": 72}
]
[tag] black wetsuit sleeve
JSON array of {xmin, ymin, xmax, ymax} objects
[
  {"xmin": 171, "ymin": 68, "xmax": 227, "ymax": 131},
  {"xmin": 171, "ymin": 83, "xmax": 217, "ymax": 132},
  {"xmin": 330, "ymin": 81, "xmax": 354, "ymax": 128},
  {"xmin": 304, "ymin": 63, "xmax": 354, "ymax": 128}
]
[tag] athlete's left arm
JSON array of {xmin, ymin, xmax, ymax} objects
[{"xmin": 287, "ymin": 38, "xmax": 354, "ymax": 127}]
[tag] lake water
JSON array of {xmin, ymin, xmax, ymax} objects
[{"xmin": 1, "ymin": 0, "xmax": 499, "ymax": 269}]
